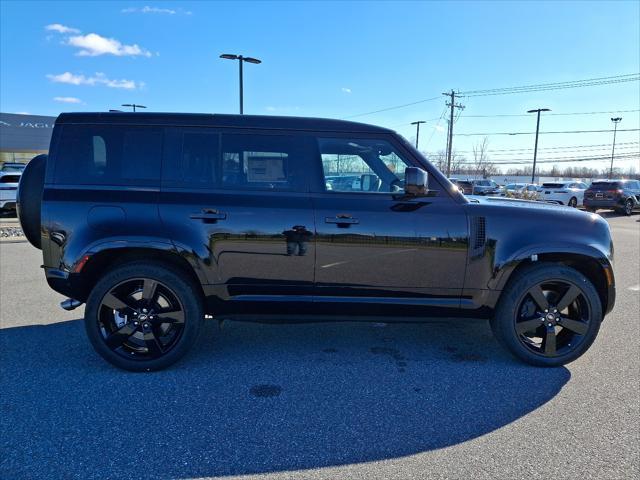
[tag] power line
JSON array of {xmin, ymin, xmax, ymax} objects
[
  {"xmin": 456, "ymin": 153, "xmax": 640, "ymax": 165},
  {"xmin": 454, "ymin": 128, "xmax": 640, "ymax": 137},
  {"xmin": 459, "ymin": 74, "xmax": 640, "ymax": 97},
  {"xmin": 343, "ymin": 95, "xmax": 441, "ymax": 119},
  {"xmin": 460, "ymin": 109, "xmax": 640, "ymax": 118},
  {"xmin": 342, "ymin": 73, "xmax": 639, "ymax": 119},
  {"xmin": 454, "ymin": 141, "xmax": 639, "ymax": 153}
]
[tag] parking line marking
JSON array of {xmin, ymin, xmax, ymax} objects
[{"xmin": 628, "ymin": 284, "xmax": 640, "ymax": 292}]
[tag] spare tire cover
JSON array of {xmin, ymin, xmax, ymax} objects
[{"xmin": 17, "ymin": 154, "xmax": 47, "ymax": 249}]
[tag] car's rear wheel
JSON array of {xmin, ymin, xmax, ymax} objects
[
  {"xmin": 623, "ymin": 198, "xmax": 634, "ymax": 216},
  {"xmin": 84, "ymin": 262, "xmax": 204, "ymax": 371},
  {"xmin": 568, "ymin": 197, "xmax": 578, "ymax": 208},
  {"xmin": 491, "ymin": 263, "xmax": 602, "ymax": 367}
]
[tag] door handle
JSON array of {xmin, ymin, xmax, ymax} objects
[
  {"xmin": 325, "ymin": 215, "xmax": 359, "ymax": 225},
  {"xmin": 190, "ymin": 209, "xmax": 227, "ymax": 221}
]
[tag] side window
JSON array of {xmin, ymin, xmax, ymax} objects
[
  {"xmin": 180, "ymin": 130, "xmax": 219, "ymax": 188},
  {"xmin": 220, "ymin": 134, "xmax": 308, "ymax": 191},
  {"xmin": 318, "ymin": 137, "xmax": 412, "ymax": 193},
  {"xmin": 55, "ymin": 125, "xmax": 162, "ymax": 186}
]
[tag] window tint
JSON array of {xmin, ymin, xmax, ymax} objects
[
  {"xmin": 55, "ymin": 125, "xmax": 162, "ymax": 186},
  {"xmin": 221, "ymin": 134, "xmax": 306, "ymax": 191},
  {"xmin": 319, "ymin": 138, "xmax": 412, "ymax": 193},
  {"xmin": 179, "ymin": 131, "xmax": 218, "ymax": 188}
]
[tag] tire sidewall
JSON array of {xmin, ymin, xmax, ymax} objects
[
  {"xmin": 491, "ymin": 263, "xmax": 602, "ymax": 367},
  {"xmin": 84, "ymin": 262, "xmax": 203, "ymax": 372}
]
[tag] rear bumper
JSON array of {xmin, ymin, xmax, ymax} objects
[
  {"xmin": 583, "ymin": 198, "xmax": 623, "ymax": 209},
  {"xmin": 45, "ymin": 268, "xmax": 86, "ymax": 301}
]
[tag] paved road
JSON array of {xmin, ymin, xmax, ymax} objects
[{"xmin": 1, "ymin": 214, "xmax": 638, "ymax": 480}]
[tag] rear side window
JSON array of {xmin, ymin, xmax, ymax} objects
[
  {"xmin": 221, "ymin": 134, "xmax": 308, "ymax": 191},
  {"xmin": 54, "ymin": 125, "xmax": 162, "ymax": 186}
]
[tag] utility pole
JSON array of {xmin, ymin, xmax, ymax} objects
[
  {"xmin": 410, "ymin": 121, "xmax": 426, "ymax": 149},
  {"xmin": 442, "ymin": 90, "xmax": 464, "ymax": 177},
  {"xmin": 121, "ymin": 104, "xmax": 146, "ymax": 112},
  {"xmin": 527, "ymin": 108, "xmax": 550, "ymax": 183},
  {"xmin": 609, "ymin": 117, "xmax": 622, "ymax": 179}
]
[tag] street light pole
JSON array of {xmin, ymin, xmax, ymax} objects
[
  {"xmin": 121, "ymin": 103, "xmax": 146, "ymax": 112},
  {"xmin": 527, "ymin": 108, "xmax": 551, "ymax": 183},
  {"xmin": 220, "ymin": 54, "xmax": 262, "ymax": 114},
  {"xmin": 410, "ymin": 121, "xmax": 426, "ymax": 149},
  {"xmin": 609, "ymin": 117, "xmax": 622, "ymax": 179}
]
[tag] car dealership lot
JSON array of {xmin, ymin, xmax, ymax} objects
[{"xmin": 1, "ymin": 214, "xmax": 638, "ymax": 480}]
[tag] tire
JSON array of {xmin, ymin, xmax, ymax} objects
[
  {"xmin": 490, "ymin": 262, "xmax": 602, "ymax": 367},
  {"xmin": 16, "ymin": 154, "xmax": 47, "ymax": 249},
  {"xmin": 568, "ymin": 197, "xmax": 578, "ymax": 208},
  {"xmin": 84, "ymin": 262, "xmax": 204, "ymax": 372},
  {"xmin": 623, "ymin": 199, "xmax": 634, "ymax": 216}
]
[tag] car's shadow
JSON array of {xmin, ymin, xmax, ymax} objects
[{"xmin": 0, "ymin": 318, "xmax": 570, "ymax": 479}]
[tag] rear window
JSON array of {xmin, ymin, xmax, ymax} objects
[
  {"xmin": 54, "ymin": 125, "xmax": 162, "ymax": 186},
  {"xmin": 590, "ymin": 181, "xmax": 620, "ymax": 188},
  {"xmin": 0, "ymin": 175, "xmax": 20, "ymax": 183},
  {"xmin": 542, "ymin": 183, "xmax": 566, "ymax": 188}
]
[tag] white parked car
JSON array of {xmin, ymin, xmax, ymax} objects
[
  {"xmin": 0, "ymin": 168, "xmax": 24, "ymax": 212},
  {"xmin": 538, "ymin": 181, "xmax": 588, "ymax": 208}
]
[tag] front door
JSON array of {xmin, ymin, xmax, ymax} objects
[
  {"xmin": 311, "ymin": 135, "xmax": 468, "ymax": 317},
  {"xmin": 160, "ymin": 128, "xmax": 316, "ymax": 309}
]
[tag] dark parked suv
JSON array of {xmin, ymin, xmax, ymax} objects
[
  {"xmin": 18, "ymin": 113, "xmax": 616, "ymax": 371},
  {"xmin": 584, "ymin": 179, "xmax": 640, "ymax": 216}
]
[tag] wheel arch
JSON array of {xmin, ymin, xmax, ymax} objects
[
  {"xmin": 74, "ymin": 246, "xmax": 205, "ymax": 303},
  {"xmin": 496, "ymin": 251, "xmax": 614, "ymax": 316}
]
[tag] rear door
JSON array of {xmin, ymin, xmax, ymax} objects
[
  {"xmin": 310, "ymin": 135, "xmax": 468, "ymax": 317},
  {"xmin": 160, "ymin": 128, "xmax": 316, "ymax": 307}
]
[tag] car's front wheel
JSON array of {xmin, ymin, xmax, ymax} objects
[
  {"xmin": 491, "ymin": 263, "xmax": 602, "ymax": 367},
  {"xmin": 623, "ymin": 198, "xmax": 634, "ymax": 216},
  {"xmin": 568, "ymin": 197, "xmax": 578, "ymax": 208},
  {"xmin": 84, "ymin": 262, "xmax": 204, "ymax": 371}
]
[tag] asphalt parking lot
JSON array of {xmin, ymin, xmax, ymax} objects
[{"xmin": 1, "ymin": 213, "xmax": 638, "ymax": 480}]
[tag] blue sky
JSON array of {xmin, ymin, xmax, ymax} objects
[{"xmin": 1, "ymin": 0, "xmax": 638, "ymax": 172}]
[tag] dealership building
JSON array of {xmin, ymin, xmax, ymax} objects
[{"xmin": 0, "ymin": 112, "xmax": 56, "ymax": 166}]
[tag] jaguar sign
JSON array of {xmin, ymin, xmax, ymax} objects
[{"xmin": 0, "ymin": 113, "xmax": 57, "ymax": 152}]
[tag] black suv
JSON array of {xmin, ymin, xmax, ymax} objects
[
  {"xmin": 584, "ymin": 179, "xmax": 640, "ymax": 216},
  {"xmin": 18, "ymin": 113, "xmax": 615, "ymax": 371}
]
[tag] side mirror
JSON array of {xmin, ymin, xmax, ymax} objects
[{"xmin": 404, "ymin": 167, "xmax": 428, "ymax": 196}]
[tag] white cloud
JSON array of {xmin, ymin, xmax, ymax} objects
[
  {"xmin": 67, "ymin": 33, "xmax": 152, "ymax": 57},
  {"xmin": 45, "ymin": 23, "xmax": 80, "ymax": 34},
  {"xmin": 122, "ymin": 6, "xmax": 192, "ymax": 15},
  {"xmin": 53, "ymin": 96, "xmax": 82, "ymax": 104},
  {"xmin": 46, "ymin": 72, "xmax": 140, "ymax": 90},
  {"xmin": 341, "ymin": 87, "xmax": 352, "ymax": 94}
]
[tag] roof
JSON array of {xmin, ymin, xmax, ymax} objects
[{"xmin": 55, "ymin": 112, "xmax": 394, "ymax": 134}]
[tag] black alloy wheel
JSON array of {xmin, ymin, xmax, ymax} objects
[
  {"xmin": 85, "ymin": 262, "xmax": 203, "ymax": 371},
  {"xmin": 568, "ymin": 197, "xmax": 578, "ymax": 208},
  {"xmin": 514, "ymin": 280, "xmax": 591, "ymax": 357},
  {"xmin": 97, "ymin": 278, "xmax": 186, "ymax": 360},
  {"xmin": 491, "ymin": 263, "xmax": 602, "ymax": 367},
  {"xmin": 624, "ymin": 199, "xmax": 634, "ymax": 216}
]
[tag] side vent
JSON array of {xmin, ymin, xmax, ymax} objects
[{"xmin": 470, "ymin": 216, "xmax": 486, "ymax": 258}]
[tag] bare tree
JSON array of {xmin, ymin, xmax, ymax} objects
[{"xmin": 472, "ymin": 137, "xmax": 492, "ymax": 178}]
